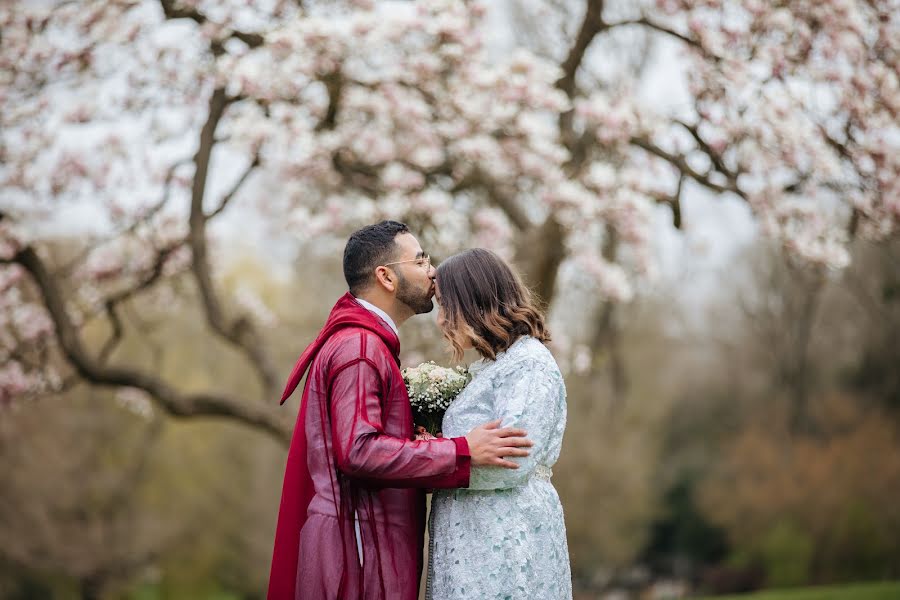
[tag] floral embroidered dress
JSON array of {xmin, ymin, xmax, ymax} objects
[{"xmin": 427, "ymin": 336, "xmax": 572, "ymax": 600}]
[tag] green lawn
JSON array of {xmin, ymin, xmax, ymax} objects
[{"xmin": 696, "ymin": 581, "xmax": 900, "ymax": 600}]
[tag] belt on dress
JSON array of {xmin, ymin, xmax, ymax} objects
[{"xmin": 533, "ymin": 464, "xmax": 553, "ymax": 481}]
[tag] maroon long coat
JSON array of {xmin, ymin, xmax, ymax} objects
[{"xmin": 268, "ymin": 293, "xmax": 471, "ymax": 600}]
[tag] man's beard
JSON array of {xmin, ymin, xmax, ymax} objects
[{"xmin": 396, "ymin": 271, "xmax": 434, "ymax": 315}]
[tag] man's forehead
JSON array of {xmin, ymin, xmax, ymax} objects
[{"xmin": 396, "ymin": 232, "xmax": 423, "ymax": 255}]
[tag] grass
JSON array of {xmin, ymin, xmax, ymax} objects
[
  {"xmin": 696, "ymin": 581, "xmax": 900, "ymax": 600},
  {"xmin": 130, "ymin": 585, "xmax": 244, "ymax": 600}
]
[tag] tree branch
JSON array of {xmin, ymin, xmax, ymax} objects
[
  {"xmin": 676, "ymin": 119, "xmax": 736, "ymax": 180},
  {"xmin": 450, "ymin": 168, "xmax": 532, "ymax": 231},
  {"xmin": 98, "ymin": 301, "xmax": 124, "ymax": 364},
  {"xmin": 189, "ymin": 88, "xmax": 280, "ymax": 398},
  {"xmin": 159, "ymin": 0, "xmax": 264, "ymax": 50},
  {"xmin": 665, "ymin": 174, "xmax": 685, "ymax": 229},
  {"xmin": 510, "ymin": 0, "xmax": 610, "ymax": 309},
  {"xmin": 9, "ymin": 246, "xmax": 291, "ymax": 443},
  {"xmin": 556, "ymin": 0, "xmax": 607, "ymax": 163},
  {"xmin": 90, "ymin": 240, "xmax": 186, "ymax": 363},
  {"xmin": 331, "ymin": 149, "xmax": 382, "ymax": 197},
  {"xmin": 315, "ymin": 72, "xmax": 344, "ymax": 132},
  {"xmin": 105, "ymin": 241, "xmax": 184, "ymax": 308},
  {"xmin": 557, "ymin": 0, "xmax": 606, "ymax": 100},
  {"xmin": 56, "ymin": 158, "xmax": 192, "ymax": 278},
  {"xmin": 206, "ymin": 153, "xmax": 261, "ymax": 220},
  {"xmin": 606, "ymin": 16, "xmax": 719, "ymax": 62},
  {"xmin": 630, "ymin": 135, "xmax": 742, "ymax": 197}
]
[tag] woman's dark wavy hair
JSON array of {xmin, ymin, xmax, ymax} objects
[{"xmin": 435, "ymin": 248, "xmax": 550, "ymax": 361}]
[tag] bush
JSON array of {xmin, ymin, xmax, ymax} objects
[{"xmin": 697, "ymin": 398, "xmax": 900, "ymax": 586}]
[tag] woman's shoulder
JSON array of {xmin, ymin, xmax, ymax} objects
[
  {"xmin": 499, "ymin": 336, "xmax": 558, "ymax": 371},
  {"xmin": 489, "ymin": 338, "xmax": 565, "ymax": 399}
]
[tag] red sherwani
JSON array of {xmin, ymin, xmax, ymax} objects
[{"xmin": 268, "ymin": 293, "xmax": 471, "ymax": 600}]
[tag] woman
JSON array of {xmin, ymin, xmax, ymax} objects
[{"xmin": 426, "ymin": 248, "xmax": 572, "ymax": 600}]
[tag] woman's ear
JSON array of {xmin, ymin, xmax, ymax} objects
[{"xmin": 374, "ymin": 266, "xmax": 396, "ymax": 293}]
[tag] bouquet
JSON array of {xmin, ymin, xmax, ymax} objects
[{"xmin": 402, "ymin": 361, "xmax": 470, "ymax": 437}]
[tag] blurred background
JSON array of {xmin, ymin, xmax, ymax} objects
[{"xmin": 1, "ymin": 0, "xmax": 898, "ymax": 599}]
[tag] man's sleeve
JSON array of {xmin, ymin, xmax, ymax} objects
[{"xmin": 328, "ymin": 358, "xmax": 470, "ymax": 489}]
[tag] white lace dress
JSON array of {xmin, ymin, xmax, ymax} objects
[{"xmin": 426, "ymin": 336, "xmax": 572, "ymax": 600}]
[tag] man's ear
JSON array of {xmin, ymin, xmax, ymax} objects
[{"xmin": 374, "ymin": 266, "xmax": 396, "ymax": 293}]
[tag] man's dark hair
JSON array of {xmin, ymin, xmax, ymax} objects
[{"xmin": 343, "ymin": 220, "xmax": 410, "ymax": 294}]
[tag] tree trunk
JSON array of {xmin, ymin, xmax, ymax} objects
[
  {"xmin": 515, "ymin": 217, "xmax": 566, "ymax": 308},
  {"xmin": 788, "ymin": 271, "xmax": 825, "ymax": 435},
  {"xmin": 80, "ymin": 576, "xmax": 104, "ymax": 600}
]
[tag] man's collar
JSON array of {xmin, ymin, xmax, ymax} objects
[{"xmin": 353, "ymin": 296, "xmax": 399, "ymax": 336}]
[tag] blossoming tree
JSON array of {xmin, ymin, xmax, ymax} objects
[{"xmin": 1, "ymin": 0, "xmax": 897, "ymax": 439}]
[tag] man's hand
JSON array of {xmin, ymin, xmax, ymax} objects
[{"xmin": 465, "ymin": 419, "xmax": 533, "ymax": 469}]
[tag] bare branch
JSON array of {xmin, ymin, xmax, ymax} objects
[
  {"xmin": 315, "ymin": 72, "xmax": 344, "ymax": 132},
  {"xmin": 206, "ymin": 153, "xmax": 261, "ymax": 220},
  {"xmin": 676, "ymin": 120, "xmax": 736, "ymax": 180},
  {"xmin": 105, "ymin": 241, "xmax": 184, "ymax": 307},
  {"xmin": 56, "ymin": 157, "xmax": 192, "ymax": 278},
  {"xmin": 331, "ymin": 149, "xmax": 382, "ymax": 197},
  {"xmin": 606, "ymin": 17, "xmax": 719, "ymax": 62},
  {"xmin": 189, "ymin": 88, "xmax": 280, "ymax": 398},
  {"xmin": 9, "ymin": 246, "xmax": 291, "ymax": 442},
  {"xmin": 630, "ymin": 135, "xmax": 742, "ymax": 197},
  {"xmin": 450, "ymin": 168, "xmax": 532, "ymax": 231},
  {"xmin": 487, "ymin": 187, "xmax": 531, "ymax": 232},
  {"xmin": 557, "ymin": 0, "xmax": 606, "ymax": 100},
  {"xmin": 89, "ymin": 239, "xmax": 186, "ymax": 363},
  {"xmin": 98, "ymin": 301, "xmax": 124, "ymax": 364},
  {"xmin": 662, "ymin": 174, "xmax": 685, "ymax": 229},
  {"xmin": 338, "ymin": 76, "xmax": 532, "ymax": 229},
  {"xmin": 159, "ymin": 0, "xmax": 264, "ymax": 50}
]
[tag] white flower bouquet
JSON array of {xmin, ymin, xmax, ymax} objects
[{"xmin": 402, "ymin": 361, "xmax": 470, "ymax": 436}]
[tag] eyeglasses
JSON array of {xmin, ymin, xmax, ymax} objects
[{"xmin": 382, "ymin": 254, "xmax": 432, "ymax": 270}]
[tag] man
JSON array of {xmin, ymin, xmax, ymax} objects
[{"xmin": 268, "ymin": 221, "xmax": 533, "ymax": 600}]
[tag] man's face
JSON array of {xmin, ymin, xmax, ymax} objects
[{"xmin": 391, "ymin": 232, "xmax": 436, "ymax": 315}]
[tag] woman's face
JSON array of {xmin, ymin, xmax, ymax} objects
[
  {"xmin": 434, "ymin": 282, "xmax": 446, "ymax": 329},
  {"xmin": 434, "ymin": 281, "xmax": 472, "ymax": 350}
]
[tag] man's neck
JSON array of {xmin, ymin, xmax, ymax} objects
[{"xmin": 353, "ymin": 293, "xmax": 410, "ymax": 329}]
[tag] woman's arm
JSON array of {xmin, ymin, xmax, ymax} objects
[{"xmin": 467, "ymin": 357, "xmax": 563, "ymax": 490}]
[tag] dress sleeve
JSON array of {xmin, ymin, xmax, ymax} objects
[
  {"xmin": 328, "ymin": 358, "xmax": 470, "ymax": 489},
  {"xmin": 468, "ymin": 357, "xmax": 561, "ymax": 490}
]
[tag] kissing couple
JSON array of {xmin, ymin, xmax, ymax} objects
[{"xmin": 268, "ymin": 221, "xmax": 572, "ymax": 600}]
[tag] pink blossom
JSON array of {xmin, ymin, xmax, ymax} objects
[
  {"xmin": 13, "ymin": 303, "xmax": 54, "ymax": 342},
  {"xmin": 577, "ymin": 253, "xmax": 635, "ymax": 303},
  {"xmin": 0, "ymin": 361, "xmax": 32, "ymax": 403},
  {"xmin": 0, "ymin": 0, "xmax": 892, "ymax": 409},
  {"xmin": 115, "ymin": 387, "xmax": 154, "ymax": 419},
  {"xmin": 381, "ymin": 163, "xmax": 426, "ymax": 192}
]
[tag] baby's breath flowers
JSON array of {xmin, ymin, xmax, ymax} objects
[{"xmin": 402, "ymin": 362, "xmax": 470, "ymax": 436}]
